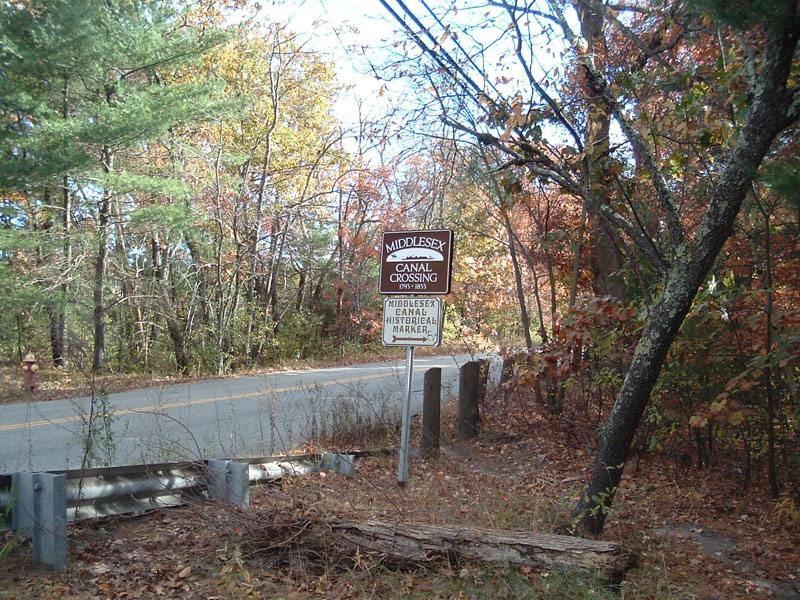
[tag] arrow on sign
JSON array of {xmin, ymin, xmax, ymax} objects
[{"xmin": 393, "ymin": 335, "xmax": 428, "ymax": 343}]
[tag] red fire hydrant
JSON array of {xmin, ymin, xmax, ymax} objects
[{"xmin": 21, "ymin": 353, "xmax": 39, "ymax": 392}]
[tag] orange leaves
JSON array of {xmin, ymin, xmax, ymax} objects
[{"xmin": 690, "ymin": 376, "xmax": 755, "ymax": 430}]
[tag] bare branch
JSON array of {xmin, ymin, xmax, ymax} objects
[
  {"xmin": 576, "ymin": 53, "xmax": 687, "ymax": 251},
  {"xmin": 503, "ymin": 3, "xmax": 584, "ymax": 150}
]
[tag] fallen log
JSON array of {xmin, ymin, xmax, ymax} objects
[{"xmin": 329, "ymin": 519, "xmax": 636, "ymax": 583}]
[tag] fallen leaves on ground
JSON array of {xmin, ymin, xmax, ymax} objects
[{"xmin": 1, "ymin": 408, "xmax": 798, "ymax": 599}]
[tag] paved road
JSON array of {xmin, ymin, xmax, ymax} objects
[{"xmin": 0, "ymin": 354, "xmax": 493, "ymax": 473}]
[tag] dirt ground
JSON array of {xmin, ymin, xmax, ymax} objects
[{"xmin": 2, "ymin": 409, "xmax": 798, "ymax": 600}]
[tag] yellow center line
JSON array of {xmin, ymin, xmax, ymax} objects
[{"xmin": 0, "ymin": 371, "xmax": 402, "ymax": 432}]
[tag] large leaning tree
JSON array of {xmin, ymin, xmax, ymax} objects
[{"xmin": 378, "ymin": 0, "xmax": 800, "ymax": 533}]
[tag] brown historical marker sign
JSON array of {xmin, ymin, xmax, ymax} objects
[{"xmin": 379, "ymin": 229, "xmax": 454, "ymax": 295}]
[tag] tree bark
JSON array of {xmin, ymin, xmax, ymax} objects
[
  {"xmin": 92, "ymin": 86, "xmax": 116, "ymax": 374},
  {"xmin": 155, "ymin": 238, "xmax": 189, "ymax": 376},
  {"xmin": 575, "ymin": 263, "xmax": 700, "ymax": 532},
  {"xmin": 577, "ymin": 0, "xmax": 626, "ymax": 302},
  {"xmin": 575, "ymin": 15, "xmax": 800, "ymax": 532},
  {"xmin": 92, "ymin": 188, "xmax": 110, "ymax": 374},
  {"xmin": 329, "ymin": 518, "xmax": 636, "ymax": 584},
  {"xmin": 51, "ymin": 78, "xmax": 72, "ymax": 367},
  {"xmin": 505, "ymin": 215, "xmax": 534, "ymax": 349},
  {"xmin": 49, "ymin": 307, "xmax": 65, "ymax": 366},
  {"xmin": 756, "ymin": 197, "xmax": 779, "ymax": 498}
]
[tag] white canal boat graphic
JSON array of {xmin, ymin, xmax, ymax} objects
[{"xmin": 385, "ymin": 248, "xmax": 444, "ymax": 262}]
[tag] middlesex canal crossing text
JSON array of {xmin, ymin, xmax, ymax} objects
[{"xmin": 379, "ymin": 230, "xmax": 453, "ymax": 295}]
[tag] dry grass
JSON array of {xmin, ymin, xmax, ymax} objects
[{"xmin": 1, "ymin": 403, "xmax": 798, "ymax": 599}]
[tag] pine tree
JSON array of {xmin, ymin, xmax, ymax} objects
[{"xmin": 0, "ymin": 0, "xmax": 225, "ymax": 372}]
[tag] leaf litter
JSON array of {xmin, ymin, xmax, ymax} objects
[{"xmin": 1, "ymin": 409, "xmax": 798, "ymax": 599}]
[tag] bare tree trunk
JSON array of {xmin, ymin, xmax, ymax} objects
[
  {"xmin": 504, "ymin": 215, "xmax": 533, "ymax": 350},
  {"xmin": 575, "ymin": 261, "xmax": 706, "ymax": 532},
  {"xmin": 481, "ymin": 148, "xmax": 534, "ymax": 350},
  {"xmin": 92, "ymin": 189, "xmax": 110, "ymax": 374},
  {"xmin": 47, "ymin": 186, "xmax": 67, "ymax": 365},
  {"xmin": 152, "ymin": 235, "xmax": 189, "ymax": 375},
  {"xmin": 92, "ymin": 140, "xmax": 113, "ymax": 374},
  {"xmin": 114, "ymin": 200, "xmax": 147, "ymax": 368},
  {"xmin": 51, "ymin": 79, "xmax": 72, "ymax": 367},
  {"xmin": 57, "ymin": 175, "xmax": 71, "ymax": 365},
  {"xmin": 92, "ymin": 83, "xmax": 118, "ymax": 374},
  {"xmin": 568, "ymin": 201, "xmax": 586, "ymax": 311},
  {"xmin": 577, "ymin": 0, "xmax": 625, "ymax": 302},
  {"xmin": 575, "ymin": 20, "xmax": 800, "ymax": 530},
  {"xmin": 49, "ymin": 307, "xmax": 66, "ymax": 366},
  {"xmin": 754, "ymin": 196, "xmax": 780, "ymax": 498}
]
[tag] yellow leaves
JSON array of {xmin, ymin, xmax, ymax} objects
[
  {"xmin": 729, "ymin": 411, "xmax": 745, "ymax": 427},
  {"xmin": 500, "ymin": 96, "xmax": 525, "ymax": 142},
  {"xmin": 709, "ymin": 398, "xmax": 727, "ymax": 414},
  {"xmin": 688, "ymin": 414, "xmax": 707, "ymax": 428},
  {"xmin": 691, "ymin": 382, "xmax": 755, "ymax": 430}
]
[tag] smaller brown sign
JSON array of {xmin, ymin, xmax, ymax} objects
[{"xmin": 379, "ymin": 229, "xmax": 454, "ymax": 295}]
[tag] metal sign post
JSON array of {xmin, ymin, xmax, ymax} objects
[
  {"xmin": 380, "ymin": 229, "xmax": 454, "ymax": 486},
  {"xmin": 397, "ymin": 344, "xmax": 414, "ymax": 485}
]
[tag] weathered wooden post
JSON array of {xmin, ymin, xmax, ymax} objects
[
  {"xmin": 422, "ymin": 367, "xmax": 442, "ymax": 456},
  {"xmin": 478, "ymin": 358, "xmax": 490, "ymax": 419},
  {"xmin": 458, "ymin": 361, "xmax": 480, "ymax": 440}
]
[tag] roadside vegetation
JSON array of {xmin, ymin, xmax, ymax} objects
[
  {"xmin": 1, "ymin": 0, "xmax": 798, "ymax": 594},
  {"xmin": 0, "ymin": 346, "xmax": 412, "ymax": 405},
  {"xmin": 1, "ymin": 393, "xmax": 798, "ymax": 599}
]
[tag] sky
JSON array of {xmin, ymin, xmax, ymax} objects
[
  {"xmin": 260, "ymin": 0, "xmax": 572, "ymax": 132},
  {"xmin": 259, "ymin": 0, "xmax": 402, "ymax": 127}
]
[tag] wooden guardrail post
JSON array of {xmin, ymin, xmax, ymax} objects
[
  {"xmin": 478, "ymin": 358, "xmax": 490, "ymax": 418},
  {"xmin": 500, "ymin": 357, "xmax": 514, "ymax": 386},
  {"xmin": 422, "ymin": 367, "xmax": 442, "ymax": 456},
  {"xmin": 458, "ymin": 361, "xmax": 480, "ymax": 440}
]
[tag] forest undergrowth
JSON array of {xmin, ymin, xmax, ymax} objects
[{"xmin": 1, "ymin": 389, "xmax": 798, "ymax": 600}]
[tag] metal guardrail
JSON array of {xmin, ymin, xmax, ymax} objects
[{"xmin": 0, "ymin": 452, "xmax": 357, "ymax": 534}]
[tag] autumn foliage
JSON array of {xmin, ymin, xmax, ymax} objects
[{"xmin": 1, "ymin": 0, "xmax": 798, "ymax": 540}]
